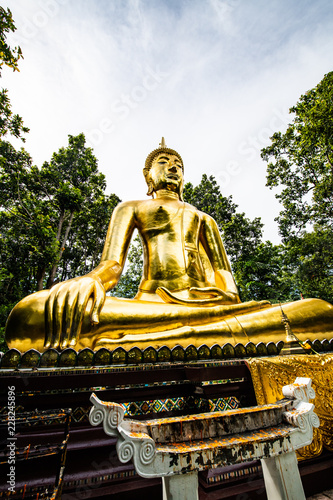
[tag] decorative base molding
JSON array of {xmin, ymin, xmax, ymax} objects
[{"xmin": 2, "ymin": 338, "xmax": 333, "ymax": 368}]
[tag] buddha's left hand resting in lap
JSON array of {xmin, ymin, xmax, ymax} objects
[{"xmin": 5, "ymin": 139, "xmax": 333, "ymax": 352}]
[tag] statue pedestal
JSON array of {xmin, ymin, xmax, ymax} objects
[{"xmin": 1, "ymin": 353, "xmax": 333, "ymax": 498}]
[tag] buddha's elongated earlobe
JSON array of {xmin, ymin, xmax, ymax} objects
[{"xmin": 146, "ymin": 180, "xmax": 154, "ymax": 197}]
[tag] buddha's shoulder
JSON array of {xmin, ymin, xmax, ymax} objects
[
  {"xmin": 182, "ymin": 202, "xmax": 210, "ymax": 220},
  {"xmin": 113, "ymin": 199, "xmax": 146, "ymax": 211}
]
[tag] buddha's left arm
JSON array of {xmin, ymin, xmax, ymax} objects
[{"xmin": 200, "ymin": 213, "xmax": 240, "ymax": 303}]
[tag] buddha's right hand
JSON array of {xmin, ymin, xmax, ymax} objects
[{"xmin": 44, "ymin": 276, "xmax": 106, "ymax": 349}]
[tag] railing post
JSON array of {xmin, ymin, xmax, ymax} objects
[
  {"xmin": 162, "ymin": 471, "xmax": 199, "ymax": 500},
  {"xmin": 261, "ymin": 451, "xmax": 306, "ymax": 500}
]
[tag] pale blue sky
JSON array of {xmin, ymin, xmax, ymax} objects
[{"xmin": 2, "ymin": 0, "xmax": 333, "ymax": 242}]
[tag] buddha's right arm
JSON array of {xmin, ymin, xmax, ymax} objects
[{"xmin": 44, "ymin": 202, "xmax": 136, "ymax": 349}]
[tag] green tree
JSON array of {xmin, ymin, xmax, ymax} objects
[
  {"xmin": 261, "ymin": 72, "xmax": 333, "ymax": 302},
  {"xmin": 183, "ymin": 175, "xmax": 263, "ymax": 264},
  {"xmin": 0, "ymin": 7, "xmax": 29, "ymax": 350},
  {"xmin": 0, "ymin": 10, "xmax": 123, "ymax": 351},
  {"xmin": 40, "ymin": 133, "xmax": 114, "ymax": 288},
  {"xmin": 1, "ymin": 133, "xmax": 120, "ymax": 291},
  {"xmin": 283, "ymin": 228, "xmax": 333, "ymax": 302},
  {"xmin": 0, "ymin": 134, "xmax": 120, "ymax": 351},
  {"xmin": 111, "ymin": 234, "xmax": 143, "ymax": 299},
  {"xmin": 262, "ymin": 71, "xmax": 333, "ymax": 238},
  {"xmin": 233, "ymin": 241, "xmax": 298, "ymax": 303},
  {"xmin": 61, "ymin": 193, "xmax": 121, "ymax": 280},
  {"xmin": 0, "ymin": 7, "xmax": 28, "ymax": 141},
  {"xmin": 183, "ymin": 174, "xmax": 237, "ymax": 227},
  {"xmin": 0, "ymin": 7, "xmax": 23, "ymax": 75}
]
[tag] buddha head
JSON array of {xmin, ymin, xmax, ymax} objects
[{"xmin": 144, "ymin": 138, "xmax": 184, "ymax": 199}]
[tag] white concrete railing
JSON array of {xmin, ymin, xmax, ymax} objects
[{"xmin": 89, "ymin": 377, "xmax": 319, "ymax": 500}]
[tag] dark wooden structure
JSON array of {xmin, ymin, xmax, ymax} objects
[{"xmin": 1, "ymin": 344, "xmax": 333, "ymax": 499}]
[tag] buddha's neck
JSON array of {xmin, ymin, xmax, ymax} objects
[{"xmin": 154, "ymin": 190, "xmax": 180, "ymax": 200}]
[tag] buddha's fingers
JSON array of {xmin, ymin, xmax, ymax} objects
[
  {"xmin": 90, "ymin": 282, "xmax": 106, "ymax": 325},
  {"xmin": 44, "ymin": 283, "xmax": 63, "ymax": 349},
  {"xmin": 190, "ymin": 287, "xmax": 225, "ymax": 297},
  {"xmin": 157, "ymin": 287, "xmax": 230, "ymax": 306},
  {"xmin": 69, "ymin": 282, "xmax": 95, "ymax": 346},
  {"xmin": 63, "ymin": 290, "xmax": 79, "ymax": 349},
  {"xmin": 156, "ymin": 287, "xmax": 179, "ymax": 304},
  {"xmin": 53, "ymin": 285, "xmax": 76, "ymax": 349}
]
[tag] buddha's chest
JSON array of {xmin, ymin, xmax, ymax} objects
[{"xmin": 137, "ymin": 204, "xmax": 201, "ymax": 243}]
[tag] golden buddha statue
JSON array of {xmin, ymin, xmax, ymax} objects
[{"xmin": 5, "ymin": 139, "xmax": 333, "ymax": 352}]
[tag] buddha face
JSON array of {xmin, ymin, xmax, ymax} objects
[{"xmin": 149, "ymin": 153, "xmax": 184, "ymax": 195}]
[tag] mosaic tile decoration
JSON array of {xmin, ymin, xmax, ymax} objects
[
  {"xmin": 207, "ymin": 463, "xmax": 262, "ymax": 484},
  {"xmin": 20, "ymin": 395, "xmax": 240, "ymax": 423},
  {"xmin": 122, "ymin": 397, "xmax": 186, "ymax": 417},
  {"xmin": 208, "ymin": 396, "xmax": 240, "ymax": 412},
  {"xmin": 72, "ymin": 406, "xmax": 91, "ymax": 423},
  {"xmin": 122, "ymin": 395, "xmax": 240, "ymax": 417}
]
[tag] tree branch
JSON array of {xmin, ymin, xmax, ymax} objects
[{"xmin": 46, "ymin": 211, "xmax": 74, "ymax": 288}]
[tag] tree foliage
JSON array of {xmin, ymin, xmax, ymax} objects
[
  {"xmin": 0, "ymin": 7, "xmax": 30, "ymax": 350},
  {"xmin": 1, "ymin": 133, "xmax": 120, "ymax": 291},
  {"xmin": 61, "ymin": 192, "xmax": 121, "ymax": 280},
  {"xmin": 0, "ymin": 7, "xmax": 28, "ymax": 141},
  {"xmin": 111, "ymin": 233, "xmax": 143, "ymax": 299},
  {"xmin": 233, "ymin": 241, "xmax": 298, "ymax": 303},
  {"xmin": 40, "ymin": 133, "xmax": 117, "ymax": 288},
  {"xmin": 282, "ymin": 228, "xmax": 333, "ymax": 303},
  {"xmin": 261, "ymin": 72, "xmax": 333, "ymax": 303},
  {"xmin": 262, "ymin": 71, "xmax": 333, "ymax": 238},
  {"xmin": 0, "ymin": 7, "xmax": 123, "ymax": 352},
  {"xmin": 183, "ymin": 175, "xmax": 263, "ymax": 263},
  {"xmin": 0, "ymin": 133, "xmax": 120, "ymax": 350},
  {"xmin": 0, "ymin": 7, "xmax": 23, "ymax": 75}
]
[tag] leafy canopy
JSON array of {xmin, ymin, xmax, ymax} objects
[
  {"xmin": 0, "ymin": 133, "xmax": 120, "ymax": 351},
  {"xmin": 0, "ymin": 9, "xmax": 29, "ymax": 350},
  {"xmin": 261, "ymin": 72, "xmax": 333, "ymax": 303},
  {"xmin": 0, "ymin": 7, "xmax": 28, "ymax": 141},
  {"xmin": 0, "ymin": 7, "xmax": 23, "ymax": 75},
  {"xmin": 262, "ymin": 71, "xmax": 333, "ymax": 239}
]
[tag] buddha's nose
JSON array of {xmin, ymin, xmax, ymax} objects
[{"xmin": 169, "ymin": 165, "xmax": 178, "ymax": 172}]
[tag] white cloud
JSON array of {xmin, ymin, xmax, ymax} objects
[{"xmin": 2, "ymin": 0, "xmax": 333, "ymax": 243}]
